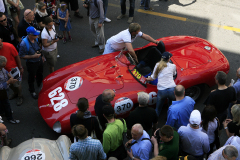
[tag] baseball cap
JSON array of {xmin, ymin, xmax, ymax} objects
[
  {"xmin": 189, "ymin": 110, "xmax": 201, "ymax": 126},
  {"xmin": 26, "ymin": 26, "xmax": 40, "ymax": 36},
  {"xmin": 162, "ymin": 52, "xmax": 172, "ymax": 60},
  {"xmin": 102, "ymin": 105, "xmax": 114, "ymax": 117}
]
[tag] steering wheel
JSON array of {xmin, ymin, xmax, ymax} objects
[{"xmin": 127, "ymin": 53, "xmax": 137, "ymax": 65}]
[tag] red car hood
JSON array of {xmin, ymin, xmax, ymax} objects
[
  {"xmin": 65, "ymin": 60, "xmax": 123, "ymax": 104},
  {"xmin": 171, "ymin": 41, "xmax": 212, "ymax": 69}
]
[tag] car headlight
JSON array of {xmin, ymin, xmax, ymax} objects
[{"xmin": 53, "ymin": 121, "xmax": 61, "ymax": 133}]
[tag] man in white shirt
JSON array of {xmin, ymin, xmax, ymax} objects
[
  {"xmin": 103, "ymin": 23, "xmax": 159, "ymax": 63},
  {"xmin": 208, "ymin": 145, "xmax": 238, "ymax": 160}
]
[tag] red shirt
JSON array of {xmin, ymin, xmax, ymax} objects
[{"xmin": 0, "ymin": 42, "xmax": 18, "ymax": 72}]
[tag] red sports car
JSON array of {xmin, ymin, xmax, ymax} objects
[{"xmin": 38, "ymin": 36, "xmax": 229, "ymax": 134}]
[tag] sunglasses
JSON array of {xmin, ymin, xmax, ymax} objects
[
  {"xmin": 0, "ymin": 18, "xmax": 6, "ymax": 23},
  {"xmin": 26, "ymin": 11, "xmax": 32, "ymax": 16}
]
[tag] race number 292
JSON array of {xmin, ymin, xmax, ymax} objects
[{"xmin": 21, "ymin": 150, "xmax": 45, "ymax": 160}]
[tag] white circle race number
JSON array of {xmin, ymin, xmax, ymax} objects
[
  {"xmin": 64, "ymin": 76, "xmax": 83, "ymax": 91},
  {"xmin": 114, "ymin": 97, "xmax": 133, "ymax": 115},
  {"xmin": 21, "ymin": 149, "xmax": 45, "ymax": 160},
  {"xmin": 148, "ymin": 92, "xmax": 157, "ymax": 105}
]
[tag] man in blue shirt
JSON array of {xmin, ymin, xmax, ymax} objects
[
  {"xmin": 228, "ymin": 67, "xmax": 240, "ymax": 119},
  {"xmin": 166, "ymin": 85, "xmax": 195, "ymax": 130},
  {"xmin": 69, "ymin": 124, "xmax": 107, "ymax": 160},
  {"xmin": 125, "ymin": 124, "xmax": 152, "ymax": 160},
  {"xmin": 19, "ymin": 26, "xmax": 43, "ymax": 99},
  {"xmin": 178, "ymin": 110, "xmax": 209, "ymax": 159}
]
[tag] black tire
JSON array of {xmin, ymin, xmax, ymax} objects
[{"xmin": 185, "ymin": 84, "xmax": 204, "ymax": 101}]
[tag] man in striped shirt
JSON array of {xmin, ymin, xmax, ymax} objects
[{"xmin": 69, "ymin": 124, "xmax": 106, "ymax": 160}]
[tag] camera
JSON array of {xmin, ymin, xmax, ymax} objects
[
  {"xmin": 127, "ymin": 142, "xmax": 132, "ymax": 148},
  {"xmin": 84, "ymin": 1, "xmax": 89, "ymax": 5},
  {"xmin": 9, "ymin": 6, "xmax": 17, "ymax": 13},
  {"xmin": 53, "ymin": 19, "xmax": 60, "ymax": 25},
  {"xmin": 55, "ymin": 33, "xmax": 63, "ymax": 40},
  {"xmin": 37, "ymin": 49, "xmax": 42, "ymax": 54}
]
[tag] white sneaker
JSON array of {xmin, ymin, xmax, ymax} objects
[
  {"xmin": 57, "ymin": 55, "xmax": 60, "ymax": 58},
  {"xmin": 104, "ymin": 17, "xmax": 111, "ymax": 22}
]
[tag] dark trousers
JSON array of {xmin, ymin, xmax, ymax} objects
[
  {"xmin": 120, "ymin": 0, "xmax": 135, "ymax": 17},
  {"xmin": 60, "ymin": 0, "xmax": 79, "ymax": 11},
  {"xmin": 0, "ymin": 95, "xmax": 13, "ymax": 120},
  {"xmin": 217, "ymin": 110, "xmax": 227, "ymax": 130},
  {"xmin": 26, "ymin": 61, "xmax": 43, "ymax": 93}
]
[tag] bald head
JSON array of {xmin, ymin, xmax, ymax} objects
[
  {"xmin": 174, "ymin": 85, "xmax": 185, "ymax": 97},
  {"xmin": 24, "ymin": 9, "xmax": 35, "ymax": 22},
  {"xmin": 237, "ymin": 68, "xmax": 240, "ymax": 78},
  {"xmin": 102, "ymin": 89, "xmax": 115, "ymax": 102},
  {"xmin": 131, "ymin": 124, "xmax": 143, "ymax": 140}
]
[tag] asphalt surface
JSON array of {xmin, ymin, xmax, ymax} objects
[{"xmin": 3, "ymin": 0, "xmax": 240, "ymax": 151}]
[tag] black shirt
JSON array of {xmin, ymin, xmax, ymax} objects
[
  {"xmin": 0, "ymin": 18, "xmax": 18, "ymax": 47},
  {"xmin": 126, "ymin": 106, "xmax": 158, "ymax": 131},
  {"xmin": 35, "ymin": 11, "xmax": 51, "ymax": 24},
  {"xmin": 70, "ymin": 114, "xmax": 102, "ymax": 139},
  {"xmin": 204, "ymin": 87, "xmax": 236, "ymax": 114},
  {"xmin": 227, "ymin": 121, "xmax": 240, "ymax": 137},
  {"xmin": 94, "ymin": 94, "xmax": 110, "ymax": 130},
  {"xmin": 18, "ymin": 18, "xmax": 39, "ymax": 38}
]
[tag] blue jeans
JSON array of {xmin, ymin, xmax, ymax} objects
[
  {"xmin": 140, "ymin": 0, "xmax": 150, "ymax": 10},
  {"xmin": 156, "ymin": 87, "xmax": 175, "ymax": 117},
  {"xmin": 120, "ymin": 0, "xmax": 135, "ymax": 17},
  {"xmin": 102, "ymin": 0, "xmax": 108, "ymax": 18},
  {"xmin": 103, "ymin": 40, "xmax": 117, "ymax": 55}
]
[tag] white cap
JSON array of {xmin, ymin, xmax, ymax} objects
[{"xmin": 189, "ymin": 110, "xmax": 201, "ymax": 126}]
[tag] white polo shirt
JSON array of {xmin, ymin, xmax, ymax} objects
[
  {"xmin": 108, "ymin": 29, "xmax": 143, "ymax": 51},
  {"xmin": 151, "ymin": 62, "xmax": 176, "ymax": 90}
]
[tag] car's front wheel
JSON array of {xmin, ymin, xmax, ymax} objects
[{"xmin": 185, "ymin": 85, "xmax": 204, "ymax": 101}]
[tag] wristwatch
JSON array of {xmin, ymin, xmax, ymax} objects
[{"xmin": 224, "ymin": 127, "xmax": 228, "ymax": 130}]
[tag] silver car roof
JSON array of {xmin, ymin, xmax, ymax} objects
[{"xmin": 0, "ymin": 135, "xmax": 71, "ymax": 160}]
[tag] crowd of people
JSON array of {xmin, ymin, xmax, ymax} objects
[{"xmin": 0, "ymin": 0, "xmax": 240, "ymax": 160}]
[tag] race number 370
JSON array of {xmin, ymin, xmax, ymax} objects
[
  {"xmin": 114, "ymin": 97, "xmax": 133, "ymax": 115},
  {"xmin": 48, "ymin": 87, "xmax": 68, "ymax": 112}
]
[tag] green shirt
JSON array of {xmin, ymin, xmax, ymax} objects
[
  {"xmin": 103, "ymin": 119, "xmax": 127, "ymax": 154},
  {"xmin": 158, "ymin": 131, "xmax": 179, "ymax": 160}
]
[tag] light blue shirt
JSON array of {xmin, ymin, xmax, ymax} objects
[
  {"xmin": 178, "ymin": 124, "xmax": 210, "ymax": 156},
  {"xmin": 130, "ymin": 130, "xmax": 152, "ymax": 160},
  {"xmin": 69, "ymin": 137, "xmax": 107, "ymax": 160},
  {"xmin": 166, "ymin": 96, "xmax": 195, "ymax": 130},
  {"xmin": 233, "ymin": 78, "xmax": 240, "ymax": 102}
]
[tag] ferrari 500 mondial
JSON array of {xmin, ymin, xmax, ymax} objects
[{"xmin": 38, "ymin": 36, "xmax": 229, "ymax": 134}]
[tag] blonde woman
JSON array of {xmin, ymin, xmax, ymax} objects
[
  {"xmin": 146, "ymin": 52, "xmax": 176, "ymax": 116},
  {"xmin": 5, "ymin": 0, "xmax": 24, "ymax": 31}
]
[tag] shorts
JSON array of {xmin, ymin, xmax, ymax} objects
[
  {"xmin": 43, "ymin": 48, "xmax": 57, "ymax": 67},
  {"xmin": 10, "ymin": 10, "xmax": 18, "ymax": 18}
]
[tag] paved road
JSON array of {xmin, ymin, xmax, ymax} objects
[{"xmin": 4, "ymin": 0, "xmax": 240, "ymax": 149}]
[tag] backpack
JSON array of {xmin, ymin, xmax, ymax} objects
[{"xmin": 17, "ymin": 36, "xmax": 39, "ymax": 54}]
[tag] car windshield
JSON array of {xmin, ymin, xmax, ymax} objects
[{"xmin": 116, "ymin": 51, "xmax": 147, "ymax": 86}]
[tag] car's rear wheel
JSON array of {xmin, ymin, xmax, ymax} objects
[{"xmin": 185, "ymin": 85, "xmax": 204, "ymax": 101}]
